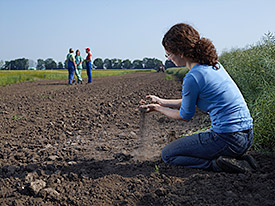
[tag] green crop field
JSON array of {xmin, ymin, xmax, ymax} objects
[{"xmin": 0, "ymin": 69, "xmax": 154, "ymax": 86}]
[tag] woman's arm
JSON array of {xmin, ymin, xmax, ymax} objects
[
  {"xmin": 72, "ymin": 58, "xmax": 77, "ymax": 69},
  {"xmin": 145, "ymin": 95, "xmax": 182, "ymax": 109},
  {"xmin": 78, "ymin": 59, "xmax": 83, "ymax": 66},
  {"xmin": 139, "ymin": 104, "xmax": 187, "ymax": 121},
  {"xmin": 158, "ymin": 98, "xmax": 182, "ymax": 108}
]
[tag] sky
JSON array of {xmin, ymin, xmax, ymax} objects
[{"xmin": 0, "ymin": 0, "xmax": 274, "ymax": 64}]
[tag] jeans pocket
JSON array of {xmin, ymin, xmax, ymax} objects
[
  {"xmin": 220, "ymin": 132, "xmax": 252, "ymax": 156},
  {"xmin": 199, "ymin": 130, "xmax": 218, "ymax": 145},
  {"xmin": 198, "ymin": 131, "xmax": 229, "ymax": 158}
]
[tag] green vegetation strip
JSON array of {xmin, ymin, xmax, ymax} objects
[
  {"xmin": 166, "ymin": 67, "xmax": 189, "ymax": 79},
  {"xmin": 219, "ymin": 33, "xmax": 275, "ymax": 151},
  {"xmin": 0, "ymin": 69, "xmax": 154, "ymax": 86}
]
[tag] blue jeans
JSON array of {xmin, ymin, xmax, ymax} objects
[
  {"xmin": 86, "ymin": 62, "xmax": 92, "ymax": 83},
  {"xmin": 161, "ymin": 129, "xmax": 253, "ymax": 171},
  {"xmin": 68, "ymin": 67, "xmax": 75, "ymax": 84}
]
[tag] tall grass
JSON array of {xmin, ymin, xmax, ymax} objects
[
  {"xmin": 219, "ymin": 32, "xmax": 275, "ymax": 151},
  {"xmin": 166, "ymin": 67, "xmax": 189, "ymax": 79},
  {"xmin": 0, "ymin": 69, "xmax": 154, "ymax": 86}
]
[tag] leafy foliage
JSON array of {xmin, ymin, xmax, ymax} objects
[
  {"xmin": 165, "ymin": 67, "xmax": 189, "ymax": 79},
  {"xmin": 58, "ymin": 62, "xmax": 64, "ymax": 69},
  {"xmin": 37, "ymin": 59, "xmax": 45, "ymax": 70},
  {"xmin": 142, "ymin": 58, "xmax": 163, "ymax": 69},
  {"xmin": 121, "ymin": 59, "xmax": 132, "ymax": 69},
  {"xmin": 219, "ymin": 32, "xmax": 275, "ymax": 151},
  {"xmin": 93, "ymin": 58, "xmax": 104, "ymax": 69},
  {"xmin": 165, "ymin": 60, "xmax": 176, "ymax": 68},
  {"xmin": 132, "ymin": 60, "xmax": 144, "ymax": 69},
  {"xmin": 2, "ymin": 58, "xmax": 29, "ymax": 70},
  {"xmin": 44, "ymin": 58, "xmax": 57, "ymax": 69}
]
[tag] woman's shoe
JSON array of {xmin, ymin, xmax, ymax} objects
[
  {"xmin": 216, "ymin": 156, "xmax": 253, "ymax": 173},
  {"xmin": 236, "ymin": 154, "xmax": 258, "ymax": 170}
]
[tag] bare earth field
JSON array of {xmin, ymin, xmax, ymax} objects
[{"xmin": 0, "ymin": 72, "xmax": 274, "ymax": 206}]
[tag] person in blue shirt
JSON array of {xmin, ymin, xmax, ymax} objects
[
  {"xmin": 66, "ymin": 48, "xmax": 77, "ymax": 85},
  {"xmin": 139, "ymin": 23, "xmax": 257, "ymax": 173}
]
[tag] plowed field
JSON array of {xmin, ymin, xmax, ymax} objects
[{"xmin": 0, "ymin": 73, "xmax": 274, "ymax": 206}]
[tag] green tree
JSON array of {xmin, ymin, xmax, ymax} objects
[
  {"xmin": 3, "ymin": 61, "xmax": 10, "ymax": 70},
  {"xmin": 142, "ymin": 58, "xmax": 148, "ymax": 67},
  {"xmin": 0, "ymin": 60, "xmax": 5, "ymax": 69},
  {"xmin": 103, "ymin": 58, "xmax": 112, "ymax": 69},
  {"xmin": 44, "ymin": 58, "xmax": 57, "ymax": 69},
  {"xmin": 165, "ymin": 60, "xmax": 176, "ymax": 68},
  {"xmin": 153, "ymin": 58, "xmax": 163, "ymax": 68},
  {"xmin": 132, "ymin": 60, "xmax": 143, "ymax": 69},
  {"xmin": 3, "ymin": 58, "xmax": 29, "ymax": 70},
  {"xmin": 64, "ymin": 60, "xmax": 68, "ymax": 69},
  {"xmin": 142, "ymin": 57, "xmax": 163, "ymax": 69},
  {"xmin": 58, "ymin": 61, "xmax": 63, "ymax": 69},
  {"xmin": 121, "ymin": 59, "xmax": 132, "ymax": 69},
  {"xmin": 143, "ymin": 57, "xmax": 152, "ymax": 68},
  {"xmin": 111, "ymin": 58, "xmax": 122, "ymax": 69},
  {"xmin": 37, "ymin": 59, "xmax": 45, "ymax": 70},
  {"xmin": 93, "ymin": 58, "xmax": 104, "ymax": 69}
]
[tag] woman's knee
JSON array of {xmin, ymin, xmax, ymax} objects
[{"xmin": 161, "ymin": 146, "xmax": 172, "ymax": 163}]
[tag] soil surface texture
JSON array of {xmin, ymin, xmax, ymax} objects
[{"xmin": 0, "ymin": 72, "xmax": 274, "ymax": 206}]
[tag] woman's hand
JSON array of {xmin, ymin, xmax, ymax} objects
[
  {"xmin": 138, "ymin": 95, "xmax": 162, "ymax": 113},
  {"xmin": 146, "ymin": 95, "xmax": 163, "ymax": 105},
  {"xmin": 139, "ymin": 99, "xmax": 146, "ymax": 105},
  {"xmin": 139, "ymin": 104, "xmax": 160, "ymax": 113}
]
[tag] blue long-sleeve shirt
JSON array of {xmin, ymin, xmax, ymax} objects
[{"xmin": 179, "ymin": 64, "xmax": 253, "ymax": 133}]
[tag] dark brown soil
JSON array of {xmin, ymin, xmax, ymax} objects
[{"xmin": 0, "ymin": 73, "xmax": 274, "ymax": 206}]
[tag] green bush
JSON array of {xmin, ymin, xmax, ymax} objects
[
  {"xmin": 220, "ymin": 32, "xmax": 275, "ymax": 151},
  {"xmin": 165, "ymin": 67, "xmax": 189, "ymax": 79}
]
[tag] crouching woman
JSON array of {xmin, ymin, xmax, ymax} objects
[{"xmin": 140, "ymin": 23, "xmax": 256, "ymax": 173}]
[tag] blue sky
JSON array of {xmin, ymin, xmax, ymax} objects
[{"xmin": 0, "ymin": 0, "xmax": 274, "ymax": 63}]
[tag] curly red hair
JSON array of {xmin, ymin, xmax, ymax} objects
[{"xmin": 162, "ymin": 23, "xmax": 218, "ymax": 68}]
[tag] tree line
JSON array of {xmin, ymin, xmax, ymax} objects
[{"xmin": 0, "ymin": 57, "xmax": 175, "ymax": 70}]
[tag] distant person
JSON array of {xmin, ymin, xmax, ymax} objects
[
  {"xmin": 66, "ymin": 48, "xmax": 77, "ymax": 85},
  {"xmin": 139, "ymin": 23, "xmax": 257, "ymax": 173},
  {"xmin": 85, "ymin": 48, "xmax": 93, "ymax": 83},
  {"xmin": 75, "ymin": 49, "xmax": 84, "ymax": 84},
  {"xmin": 160, "ymin": 64, "xmax": 165, "ymax": 72},
  {"xmin": 157, "ymin": 64, "xmax": 165, "ymax": 72}
]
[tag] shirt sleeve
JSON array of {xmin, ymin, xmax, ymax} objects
[{"xmin": 179, "ymin": 74, "xmax": 200, "ymax": 120}]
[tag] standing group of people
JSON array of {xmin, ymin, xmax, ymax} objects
[{"xmin": 66, "ymin": 48, "xmax": 93, "ymax": 85}]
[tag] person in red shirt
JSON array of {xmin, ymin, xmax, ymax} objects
[{"xmin": 85, "ymin": 48, "xmax": 92, "ymax": 83}]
